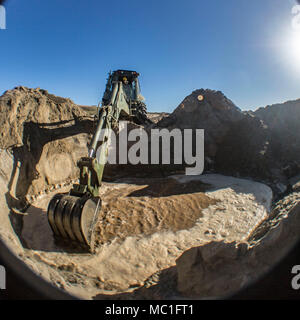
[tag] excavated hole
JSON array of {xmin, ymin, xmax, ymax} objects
[{"xmin": 15, "ymin": 172, "xmax": 274, "ymax": 299}]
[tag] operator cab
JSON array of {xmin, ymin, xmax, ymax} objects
[
  {"xmin": 113, "ymin": 70, "xmax": 140, "ymax": 83},
  {"xmin": 102, "ymin": 70, "xmax": 142, "ymax": 105}
]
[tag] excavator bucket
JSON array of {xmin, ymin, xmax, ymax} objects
[{"xmin": 47, "ymin": 194, "xmax": 101, "ymax": 251}]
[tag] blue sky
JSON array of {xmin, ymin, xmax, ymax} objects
[{"xmin": 1, "ymin": 0, "xmax": 300, "ymax": 112}]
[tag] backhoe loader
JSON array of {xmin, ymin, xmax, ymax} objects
[{"xmin": 47, "ymin": 70, "xmax": 151, "ymax": 251}]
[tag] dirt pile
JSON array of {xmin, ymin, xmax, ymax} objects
[
  {"xmin": 0, "ymin": 86, "xmax": 94, "ymax": 209},
  {"xmin": 94, "ymin": 178, "xmax": 215, "ymax": 245},
  {"xmin": 254, "ymin": 100, "xmax": 300, "ymax": 178},
  {"xmin": 156, "ymin": 89, "xmax": 300, "ymax": 193},
  {"xmin": 215, "ymin": 114, "xmax": 274, "ymax": 180},
  {"xmin": 215, "ymin": 101, "xmax": 300, "ymax": 191},
  {"xmin": 157, "ymin": 89, "xmax": 244, "ymax": 159},
  {"xmin": 0, "ymin": 86, "xmax": 90, "ymax": 148}
]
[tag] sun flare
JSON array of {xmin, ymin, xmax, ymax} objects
[
  {"xmin": 289, "ymin": 30, "xmax": 300, "ymax": 60},
  {"xmin": 277, "ymin": 27, "xmax": 300, "ymax": 73}
]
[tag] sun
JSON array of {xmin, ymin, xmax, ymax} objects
[
  {"xmin": 275, "ymin": 4, "xmax": 300, "ymax": 73},
  {"xmin": 278, "ymin": 26, "xmax": 300, "ymax": 73},
  {"xmin": 289, "ymin": 29, "xmax": 300, "ymax": 61}
]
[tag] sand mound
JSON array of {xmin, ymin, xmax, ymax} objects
[
  {"xmin": 0, "ymin": 86, "xmax": 94, "ymax": 210},
  {"xmin": 254, "ymin": 100, "xmax": 300, "ymax": 178},
  {"xmin": 157, "ymin": 89, "xmax": 300, "ymax": 195},
  {"xmin": 0, "ymin": 86, "xmax": 89, "ymax": 149},
  {"xmin": 158, "ymin": 89, "xmax": 244, "ymax": 159}
]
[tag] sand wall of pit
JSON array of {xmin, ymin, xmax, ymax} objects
[
  {"xmin": 0, "ymin": 150, "xmax": 22, "ymax": 251},
  {"xmin": 0, "ymin": 134, "xmax": 88, "ymax": 250},
  {"xmin": 0, "ymin": 87, "xmax": 95, "ymax": 285},
  {"xmin": 0, "ymin": 87, "xmax": 96, "ymax": 206}
]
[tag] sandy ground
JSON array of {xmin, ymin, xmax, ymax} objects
[{"xmin": 20, "ymin": 174, "xmax": 272, "ymax": 299}]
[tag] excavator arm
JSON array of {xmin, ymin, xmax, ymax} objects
[{"xmin": 46, "ymin": 70, "xmax": 150, "ymax": 251}]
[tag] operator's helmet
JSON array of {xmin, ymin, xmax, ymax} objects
[{"xmin": 123, "ymin": 77, "xmax": 129, "ymax": 84}]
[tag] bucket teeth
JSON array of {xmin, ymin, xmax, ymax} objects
[{"xmin": 47, "ymin": 194, "xmax": 101, "ymax": 251}]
